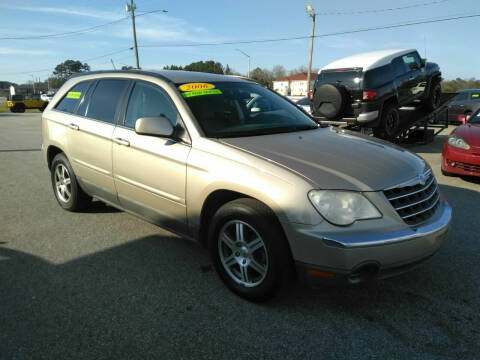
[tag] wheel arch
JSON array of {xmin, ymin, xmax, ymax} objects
[
  {"xmin": 198, "ymin": 189, "xmax": 288, "ymax": 249},
  {"xmin": 47, "ymin": 145, "xmax": 65, "ymax": 170}
]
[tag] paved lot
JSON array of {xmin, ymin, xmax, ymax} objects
[{"xmin": 1, "ymin": 113, "xmax": 479, "ymax": 360}]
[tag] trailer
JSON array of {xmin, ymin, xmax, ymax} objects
[{"xmin": 313, "ymin": 93, "xmax": 457, "ymax": 145}]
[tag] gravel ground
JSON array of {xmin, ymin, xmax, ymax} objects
[{"xmin": 0, "ymin": 113, "xmax": 479, "ymax": 360}]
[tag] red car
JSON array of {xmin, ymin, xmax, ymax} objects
[{"xmin": 442, "ymin": 111, "xmax": 480, "ymax": 177}]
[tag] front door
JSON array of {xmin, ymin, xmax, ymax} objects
[{"xmin": 112, "ymin": 80, "xmax": 191, "ymax": 234}]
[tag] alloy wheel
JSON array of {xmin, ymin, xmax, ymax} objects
[
  {"xmin": 218, "ymin": 220, "xmax": 269, "ymax": 287},
  {"xmin": 54, "ymin": 163, "xmax": 72, "ymax": 203}
]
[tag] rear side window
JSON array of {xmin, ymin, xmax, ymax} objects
[
  {"xmin": 124, "ymin": 81, "xmax": 178, "ymax": 128},
  {"xmin": 55, "ymin": 81, "xmax": 91, "ymax": 114},
  {"xmin": 363, "ymin": 64, "xmax": 394, "ymax": 89},
  {"xmin": 87, "ymin": 79, "xmax": 130, "ymax": 124}
]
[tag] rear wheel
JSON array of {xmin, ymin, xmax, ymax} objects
[
  {"xmin": 374, "ymin": 103, "xmax": 400, "ymax": 140},
  {"xmin": 50, "ymin": 153, "xmax": 92, "ymax": 211},
  {"xmin": 15, "ymin": 103, "xmax": 26, "ymax": 113},
  {"xmin": 208, "ymin": 198, "xmax": 293, "ymax": 302}
]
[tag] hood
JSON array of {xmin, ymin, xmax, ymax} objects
[
  {"xmin": 220, "ymin": 128, "xmax": 427, "ymax": 191},
  {"xmin": 454, "ymin": 123, "xmax": 480, "ymax": 148}
]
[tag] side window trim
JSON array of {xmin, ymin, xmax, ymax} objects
[{"xmin": 74, "ymin": 80, "xmax": 96, "ymax": 116}]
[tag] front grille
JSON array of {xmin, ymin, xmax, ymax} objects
[
  {"xmin": 450, "ymin": 160, "xmax": 480, "ymax": 174},
  {"xmin": 384, "ymin": 172, "xmax": 440, "ymax": 226}
]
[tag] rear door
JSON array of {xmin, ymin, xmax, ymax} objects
[
  {"xmin": 64, "ymin": 78, "xmax": 130, "ymax": 203},
  {"xmin": 112, "ymin": 80, "xmax": 190, "ymax": 234}
]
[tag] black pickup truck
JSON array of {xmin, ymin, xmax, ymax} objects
[{"xmin": 311, "ymin": 49, "xmax": 442, "ymax": 139}]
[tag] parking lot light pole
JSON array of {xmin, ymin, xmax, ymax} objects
[
  {"xmin": 126, "ymin": 0, "xmax": 140, "ymax": 69},
  {"xmin": 236, "ymin": 49, "xmax": 251, "ymax": 78},
  {"xmin": 306, "ymin": 4, "xmax": 316, "ymax": 93}
]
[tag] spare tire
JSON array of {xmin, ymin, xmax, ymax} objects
[{"xmin": 312, "ymin": 84, "xmax": 349, "ymax": 119}]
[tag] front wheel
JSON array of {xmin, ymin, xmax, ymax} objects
[
  {"xmin": 208, "ymin": 198, "xmax": 293, "ymax": 302},
  {"xmin": 424, "ymin": 81, "xmax": 442, "ymax": 111},
  {"xmin": 50, "ymin": 153, "xmax": 92, "ymax": 211}
]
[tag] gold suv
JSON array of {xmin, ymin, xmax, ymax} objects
[{"xmin": 42, "ymin": 70, "xmax": 451, "ymax": 301}]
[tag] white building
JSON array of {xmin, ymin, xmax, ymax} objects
[{"xmin": 272, "ymin": 73, "xmax": 314, "ymax": 96}]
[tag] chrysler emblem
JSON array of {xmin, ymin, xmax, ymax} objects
[{"xmin": 418, "ymin": 173, "xmax": 427, "ymax": 185}]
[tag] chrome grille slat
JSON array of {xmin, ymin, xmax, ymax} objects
[
  {"xmin": 384, "ymin": 172, "xmax": 440, "ymax": 226},
  {"xmin": 386, "ymin": 175, "xmax": 435, "ymax": 201},
  {"xmin": 401, "ymin": 193, "xmax": 440, "ymax": 219},
  {"xmin": 394, "ymin": 182, "xmax": 438, "ymax": 210}
]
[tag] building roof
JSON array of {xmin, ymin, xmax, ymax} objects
[
  {"xmin": 320, "ymin": 49, "xmax": 416, "ymax": 72},
  {"xmin": 71, "ymin": 70, "xmax": 251, "ymax": 84},
  {"xmin": 274, "ymin": 73, "xmax": 310, "ymax": 82}
]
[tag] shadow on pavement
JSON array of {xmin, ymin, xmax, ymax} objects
[{"xmin": 1, "ymin": 184, "xmax": 479, "ymax": 359}]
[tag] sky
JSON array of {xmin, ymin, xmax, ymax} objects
[{"xmin": 0, "ymin": 0, "xmax": 479, "ymax": 84}]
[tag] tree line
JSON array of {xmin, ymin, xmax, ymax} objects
[{"xmin": 1, "ymin": 58, "xmax": 478, "ymax": 96}]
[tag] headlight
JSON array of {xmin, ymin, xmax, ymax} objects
[
  {"xmin": 448, "ymin": 134, "xmax": 470, "ymax": 150},
  {"xmin": 308, "ymin": 190, "xmax": 382, "ymax": 226}
]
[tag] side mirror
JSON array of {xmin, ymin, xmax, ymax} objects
[
  {"xmin": 457, "ymin": 114, "xmax": 468, "ymax": 125},
  {"xmin": 135, "ymin": 116, "xmax": 174, "ymax": 138},
  {"xmin": 420, "ymin": 58, "xmax": 426, "ymax": 68}
]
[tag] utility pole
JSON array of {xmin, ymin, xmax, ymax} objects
[
  {"xmin": 30, "ymin": 75, "xmax": 35, "ymax": 94},
  {"xmin": 306, "ymin": 4, "xmax": 316, "ymax": 93},
  {"xmin": 236, "ymin": 49, "xmax": 251, "ymax": 78},
  {"xmin": 126, "ymin": 1, "xmax": 140, "ymax": 69}
]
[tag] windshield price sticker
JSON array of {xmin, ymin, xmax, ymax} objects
[
  {"xmin": 178, "ymin": 83, "xmax": 215, "ymax": 92},
  {"xmin": 181, "ymin": 89, "xmax": 222, "ymax": 98},
  {"xmin": 66, "ymin": 91, "xmax": 82, "ymax": 99},
  {"xmin": 472, "ymin": 94, "xmax": 479, "ymax": 98}
]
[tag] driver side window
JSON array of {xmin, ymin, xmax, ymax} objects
[
  {"xmin": 402, "ymin": 53, "xmax": 421, "ymax": 72},
  {"xmin": 124, "ymin": 81, "xmax": 178, "ymax": 129}
]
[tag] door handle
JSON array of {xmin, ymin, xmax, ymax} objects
[
  {"xmin": 68, "ymin": 123, "xmax": 79, "ymax": 130},
  {"xmin": 113, "ymin": 137, "xmax": 130, "ymax": 146}
]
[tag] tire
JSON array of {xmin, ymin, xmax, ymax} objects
[
  {"xmin": 9, "ymin": 108, "xmax": 16, "ymax": 113},
  {"xmin": 312, "ymin": 84, "xmax": 349, "ymax": 119},
  {"xmin": 423, "ymin": 80, "xmax": 442, "ymax": 112},
  {"xmin": 208, "ymin": 198, "xmax": 293, "ymax": 302},
  {"xmin": 50, "ymin": 153, "xmax": 92, "ymax": 211},
  {"xmin": 374, "ymin": 103, "xmax": 400, "ymax": 140},
  {"xmin": 14, "ymin": 103, "xmax": 25, "ymax": 113}
]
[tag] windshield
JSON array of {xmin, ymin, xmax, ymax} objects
[
  {"xmin": 469, "ymin": 111, "xmax": 480, "ymax": 124},
  {"xmin": 177, "ymin": 81, "xmax": 318, "ymax": 137}
]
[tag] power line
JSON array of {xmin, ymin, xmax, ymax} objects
[
  {"xmin": 0, "ymin": 9, "xmax": 167, "ymax": 41},
  {"xmin": 138, "ymin": 12, "xmax": 480, "ymax": 48},
  {"xmin": 1, "ymin": 12, "xmax": 478, "ymax": 77},
  {"xmin": 0, "ymin": 48, "xmax": 132, "ymax": 75},
  {"xmin": 315, "ymin": 0, "xmax": 452, "ymax": 16}
]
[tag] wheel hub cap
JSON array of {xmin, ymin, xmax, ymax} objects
[{"xmin": 218, "ymin": 220, "xmax": 268, "ymax": 287}]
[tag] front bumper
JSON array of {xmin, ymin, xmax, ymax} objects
[
  {"xmin": 284, "ymin": 199, "xmax": 451, "ymax": 283},
  {"xmin": 442, "ymin": 144, "xmax": 480, "ymax": 177}
]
